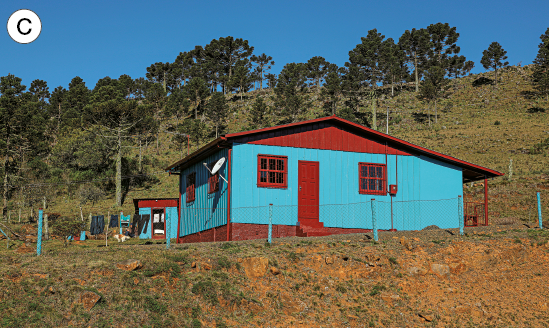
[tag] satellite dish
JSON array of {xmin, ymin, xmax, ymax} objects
[
  {"xmin": 203, "ymin": 157, "xmax": 228, "ymax": 183},
  {"xmin": 212, "ymin": 157, "xmax": 225, "ymax": 174}
]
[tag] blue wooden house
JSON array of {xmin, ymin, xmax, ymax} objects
[{"xmin": 166, "ymin": 116, "xmax": 503, "ymax": 243}]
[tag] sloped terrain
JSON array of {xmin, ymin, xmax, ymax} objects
[{"xmin": 2, "ymin": 224, "xmax": 549, "ymax": 327}]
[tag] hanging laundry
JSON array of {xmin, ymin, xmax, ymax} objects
[
  {"xmin": 108, "ymin": 215, "xmax": 118, "ymax": 228},
  {"xmin": 90, "ymin": 216, "xmax": 98, "ymax": 235}
]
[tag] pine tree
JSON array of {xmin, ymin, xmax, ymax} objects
[
  {"xmin": 274, "ymin": 63, "xmax": 309, "ymax": 122},
  {"xmin": 84, "ymin": 80, "xmax": 155, "ymax": 206},
  {"xmin": 250, "ymin": 53, "xmax": 275, "ymax": 90},
  {"xmin": 321, "ymin": 64, "xmax": 343, "ymax": 115},
  {"xmin": 348, "ymin": 29, "xmax": 386, "ymax": 87},
  {"xmin": 249, "ymin": 97, "xmax": 269, "ymax": 129},
  {"xmin": 228, "ymin": 61, "xmax": 253, "ymax": 100},
  {"xmin": 380, "ymin": 38, "xmax": 408, "ymax": 96},
  {"xmin": 480, "ymin": 42, "xmax": 509, "ymax": 86},
  {"xmin": 206, "ymin": 92, "xmax": 228, "ymax": 137},
  {"xmin": 0, "ymin": 75, "xmax": 48, "ymax": 218},
  {"xmin": 398, "ymin": 28, "xmax": 429, "ymax": 92},
  {"xmin": 417, "ymin": 66, "xmax": 449, "ymax": 125},
  {"xmin": 305, "ymin": 56, "xmax": 330, "ymax": 90},
  {"xmin": 184, "ymin": 78, "xmax": 210, "ymax": 119},
  {"xmin": 533, "ymin": 28, "xmax": 549, "ymax": 101}
]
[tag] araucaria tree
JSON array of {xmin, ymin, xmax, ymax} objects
[
  {"xmin": 206, "ymin": 92, "xmax": 228, "ymax": 137},
  {"xmin": 274, "ymin": 63, "xmax": 309, "ymax": 122},
  {"xmin": 399, "ymin": 28, "xmax": 429, "ymax": 92},
  {"xmin": 250, "ymin": 53, "xmax": 275, "ymax": 90},
  {"xmin": 417, "ymin": 66, "xmax": 449, "ymax": 125},
  {"xmin": 249, "ymin": 97, "xmax": 269, "ymax": 129},
  {"xmin": 533, "ymin": 28, "xmax": 549, "ymax": 101},
  {"xmin": 481, "ymin": 42, "xmax": 509, "ymax": 85},
  {"xmin": 84, "ymin": 79, "xmax": 154, "ymax": 207},
  {"xmin": 0, "ymin": 75, "xmax": 48, "ymax": 218}
]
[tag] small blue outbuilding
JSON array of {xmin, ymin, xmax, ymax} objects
[
  {"xmin": 133, "ymin": 198, "xmax": 179, "ymax": 240},
  {"xmin": 166, "ymin": 116, "xmax": 503, "ymax": 243}
]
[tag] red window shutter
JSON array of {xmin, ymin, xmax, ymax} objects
[{"xmin": 186, "ymin": 172, "xmax": 196, "ymax": 202}]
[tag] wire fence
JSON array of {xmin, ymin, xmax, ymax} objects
[
  {"xmin": 228, "ymin": 198, "xmax": 464, "ymax": 240},
  {"xmin": 1, "ymin": 191, "xmax": 547, "ymax": 255}
]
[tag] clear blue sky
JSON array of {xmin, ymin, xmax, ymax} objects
[{"xmin": 2, "ymin": 0, "xmax": 548, "ymax": 91}]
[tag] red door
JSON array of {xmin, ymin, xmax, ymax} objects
[{"xmin": 298, "ymin": 161, "xmax": 319, "ymax": 220}]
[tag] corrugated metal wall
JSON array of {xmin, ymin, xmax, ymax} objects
[
  {"xmin": 179, "ymin": 148, "xmax": 229, "ymax": 237},
  {"xmin": 231, "ymin": 143, "xmax": 463, "ymax": 230}
]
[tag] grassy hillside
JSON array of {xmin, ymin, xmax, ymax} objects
[{"xmin": 37, "ymin": 65, "xmax": 549, "ymax": 223}]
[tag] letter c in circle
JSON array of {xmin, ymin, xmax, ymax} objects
[{"xmin": 17, "ymin": 18, "xmax": 32, "ymax": 35}]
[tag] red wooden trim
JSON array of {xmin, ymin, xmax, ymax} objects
[
  {"xmin": 177, "ymin": 188, "xmax": 181, "ymax": 243},
  {"xmin": 484, "ymin": 177, "xmax": 488, "ymax": 226},
  {"xmin": 225, "ymin": 116, "xmax": 504, "ymax": 178},
  {"xmin": 257, "ymin": 154, "xmax": 288, "ymax": 189},
  {"xmin": 137, "ymin": 199, "xmax": 178, "ymax": 208},
  {"xmin": 358, "ymin": 162, "xmax": 387, "ymax": 195},
  {"xmin": 227, "ymin": 149, "xmax": 232, "ymax": 241}
]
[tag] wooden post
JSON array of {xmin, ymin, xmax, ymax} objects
[
  {"xmin": 18, "ymin": 208, "xmax": 21, "ymax": 223},
  {"xmin": 44, "ymin": 214, "xmax": 49, "ymax": 240},
  {"xmin": 484, "ymin": 177, "xmax": 488, "ymax": 226}
]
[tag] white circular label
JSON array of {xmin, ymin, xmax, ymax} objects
[{"xmin": 7, "ymin": 9, "xmax": 42, "ymax": 44}]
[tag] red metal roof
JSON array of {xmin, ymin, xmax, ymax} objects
[{"xmin": 166, "ymin": 116, "xmax": 503, "ymax": 182}]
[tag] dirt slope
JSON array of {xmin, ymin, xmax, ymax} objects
[{"xmin": 2, "ymin": 224, "xmax": 549, "ymax": 327}]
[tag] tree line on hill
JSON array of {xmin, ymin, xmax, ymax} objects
[{"xmin": 0, "ymin": 24, "xmax": 548, "ymax": 215}]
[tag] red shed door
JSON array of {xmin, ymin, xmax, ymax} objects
[{"xmin": 298, "ymin": 161, "xmax": 319, "ymax": 220}]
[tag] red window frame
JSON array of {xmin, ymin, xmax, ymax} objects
[
  {"xmin": 359, "ymin": 163, "xmax": 386, "ymax": 195},
  {"xmin": 208, "ymin": 162, "xmax": 219, "ymax": 194},
  {"xmin": 257, "ymin": 154, "xmax": 287, "ymax": 188},
  {"xmin": 186, "ymin": 172, "xmax": 196, "ymax": 202}
]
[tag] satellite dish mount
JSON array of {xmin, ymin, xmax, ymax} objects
[{"xmin": 203, "ymin": 157, "xmax": 228, "ymax": 183}]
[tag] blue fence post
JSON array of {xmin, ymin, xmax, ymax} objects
[
  {"xmin": 268, "ymin": 204, "xmax": 273, "ymax": 244},
  {"xmin": 538, "ymin": 192, "xmax": 543, "ymax": 229},
  {"xmin": 37, "ymin": 208, "xmax": 43, "ymax": 256},
  {"xmin": 458, "ymin": 196, "xmax": 464, "ymax": 236},
  {"xmin": 120, "ymin": 211, "xmax": 123, "ymax": 235},
  {"xmin": 371, "ymin": 199, "xmax": 378, "ymax": 242},
  {"xmin": 166, "ymin": 209, "xmax": 171, "ymax": 249}
]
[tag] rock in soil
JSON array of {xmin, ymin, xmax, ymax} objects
[
  {"xmin": 78, "ymin": 291, "xmax": 101, "ymax": 311},
  {"xmin": 115, "ymin": 259, "xmax": 142, "ymax": 271}
]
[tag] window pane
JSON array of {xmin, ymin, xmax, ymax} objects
[
  {"xmin": 369, "ymin": 166, "xmax": 376, "ymax": 178},
  {"xmin": 269, "ymin": 171, "xmax": 275, "ymax": 183},
  {"xmin": 276, "ymin": 172, "xmax": 283, "ymax": 184},
  {"xmin": 361, "ymin": 178, "xmax": 367, "ymax": 190},
  {"xmin": 260, "ymin": 171, "xmax": 267, "ymax": 182},
  {"xmin": 369, "ymin": 179, "xmax": 375, "ymax": 190},
  {"xmin": 277, "ymin": 159, "xmax": 283, "ymax": 171},
  {"xmin": 269, "ymin": 159, "xmax": 276, "ymax": 170},
  {"xmin": 261, "ymin": 158, "xmax": 267, "ymax": 170},
  {"xmin": 361, "ymin": 166, "xmax": 367, "ymax": 178},
  {"xmin": 376, "ymin": 167, "xmax": 382, "ymax": 178}
]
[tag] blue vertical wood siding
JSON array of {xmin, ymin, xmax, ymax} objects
[
  {"xmin": 138, "ymin": 207, "xmax": 151, "ymax": 239},
  {"xmin": 179, "ymin": 148, "xmax": 229, "ymax": 237},
  {"xmin": 230, "ymin": 143, "xmax": 463, "ymax": 230}
]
